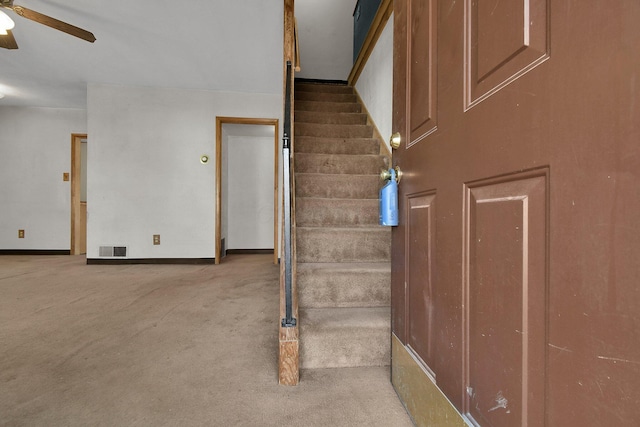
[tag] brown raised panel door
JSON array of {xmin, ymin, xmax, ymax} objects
[{"xmin": 391, "ymin": 0, "xmax": 640, "ymax": 425}]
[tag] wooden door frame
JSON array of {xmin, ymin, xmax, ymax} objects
[
  {"xmin": 70, "ymin": 133, "xmax": 87, "ymax": 255},
  {"xmin": 215, "ymin": 117, "xmax": 280, "ymax": 265}
]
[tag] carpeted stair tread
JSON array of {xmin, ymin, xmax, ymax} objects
[
  {"xmin": 300, "ymin": 307, "xmax": 390, "ymax": 368},
  {"xmin": 295, "ymin": 100, "xmax": 362, "ymax": 113},
  {"xmin": 295, "ymin": 173, "xmax": 380, "ymax": 199},
  {"xmin": 298, "ymin": 263, "xmax": 390, "ymax": 308},
  {"xmin": 295, "ymin": 123, "xmax": 373, "ymax": 139},
  {"xmin": 295, "ymin": 137, "xmax": 380, "ymax": 155},
  {"xmin": 296, "ymin": 198, "xmax": 378, "ymax": 227},
  {"xmin": 295, "ymin": 153, "xmax": 387, "ymax": 175},
  {"xmin": 295, "ymin": 111, "xmax": 368, "ymax": 125},
  {"xmin": 297, "ymin": 227, "xmax": 390, "ymax": 263},
  {"xmin": 295, "ymin": 82, "xmax": 353, "ymax": 94}
]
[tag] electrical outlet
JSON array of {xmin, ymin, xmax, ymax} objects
[
  {"xmin": 153, "ymin": 234, "xmax": 160, "ymax": 245},
  {"xmin": 18, "ymin": 229, "xmax": 25, "ymax": 238}
]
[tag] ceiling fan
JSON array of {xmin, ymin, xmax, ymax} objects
[{"xmin": 0, "ymin": 0, "xmax": 95, "ymax": 49}]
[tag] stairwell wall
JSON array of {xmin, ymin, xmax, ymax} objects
[{"xmin": 354, "ymin": 14, "xmax": 393, "ymax": 153}]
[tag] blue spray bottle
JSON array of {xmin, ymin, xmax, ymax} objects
[{"xmin": 379, "ymin": 168, "xmax": 399, "ymax": 226}]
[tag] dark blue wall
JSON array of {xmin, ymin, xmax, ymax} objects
[{"xmin": 353, "ymin": 0, "xmax": 383, "ymax": 63}]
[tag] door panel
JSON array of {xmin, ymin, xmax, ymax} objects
[
  {"xmin": 464, "ymin": 170, "xmax": 547, "ymax": 426},
  {"xmin": 466, "ymin": 0, "xmax": 549, "ymax": 108},
  {"xmin": 409, "ymin": 0, "xmax": 437, "ymax": 142},
  {"xmin": 407, "ymin": 192, "xmax": 436, "ymax": 372},
  {"xmin": 391, "ymin": 0, "xmax": 640, "ymax": 425}
]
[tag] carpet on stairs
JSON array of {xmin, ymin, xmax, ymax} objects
[{"xmin": 294, "ymin": 81, "xmax": 391, "ymax": 369}]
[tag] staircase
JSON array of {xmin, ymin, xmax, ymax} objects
[{"xmin": 294, "ymin": 81, "xmax": 391, "ymax": 369}]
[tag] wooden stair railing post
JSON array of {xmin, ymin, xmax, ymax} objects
[{"xmin": 279, "ymin": 0, "xmax": 299, "ymax": 386}]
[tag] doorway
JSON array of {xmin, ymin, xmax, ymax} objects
[
  {"xmin": 70, "ymin": 133, "xmax": 87, "ymax": 255},
  {"xmin": 215, "ymin": 117, "xmax": 279, "ymax": 265}
]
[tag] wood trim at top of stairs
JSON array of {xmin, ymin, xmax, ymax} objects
[
  {"xmin": 295, "ymin": 78, "xmax": 348, "ymax": 86},
  {"xmin": 348, "ymin": 0, "xmax": 393, "ymax": 87}
]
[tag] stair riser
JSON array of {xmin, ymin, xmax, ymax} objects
[
  {"xmin": 295, "ymin": 123, "xmax": 372, "ymax": 139},
  {"xmin": 295, "ymin": 111, "xmax": 367, "ymax": 125},
  {"xmin": 295, "ymin": 91, "xmax": 357, "ymax": 103},
  {"xmin": 299, "ymin": 307, "xmax": 391, "ymax": 369},
  {"xmin": 298, "ymin": 270, "xmax": 390, "ymax": 308},
  {"xmin": 300, "ymin": 329, "xmax": 390, "ymax": 369},
  {"xmin": 295, "ymin": 153, "xmax": 386, "ymax": 175},
  {"xmin": 295, "ymin": 137, "xmax": 380, "ymax": 155},
  {"xmin": 295, "ymin": 83, "xmax": 353, "ymax": 94},
  {"xmin": 296, "ymin": 198, "xmax": 379, "ymax": 227},
  {"xmin": 296, "ymin": 101, "xmax": 361, "ymax": 113},
  {"xmin": 295, "ymin": 174, "xmax": 379, "ymax": 199},
  {"xmin": 297, "ymin": 228, "xmax": 391, "ymax": 263}
]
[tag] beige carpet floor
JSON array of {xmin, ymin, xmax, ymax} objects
[{"xmin": 0, "ymin": 254, "xmax": 413, "ymax": 426}]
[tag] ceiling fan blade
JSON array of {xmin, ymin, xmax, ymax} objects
[
  {"xmin": 0, "ymin": 29, "xmax": 18, "ymax": 49},
  {"xmin": 12, "ymin": 5, "xmax": 95, "ymax": 43}
]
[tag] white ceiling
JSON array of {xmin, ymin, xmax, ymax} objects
[{"xmin": 0, "ymin": 0, "xmax": 283, "ymax": 109}]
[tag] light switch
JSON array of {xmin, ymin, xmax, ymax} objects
[{"xmin": 63, "ymin": 172, "xmax": 70, "ymax": 181}]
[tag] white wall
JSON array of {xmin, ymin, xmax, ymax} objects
[
  {"xmin": 296, "ymin": 0, "xmax": 356, "ymax": 80},
  {"xmin": 87, "ymin": 83, "xmax": 281, "ymax": 259},
  {"xmin": 81, "ymin": 141, "xmax": 88, "ymax": 202},
  {"xmin": 355, "ymin": 15, "xmax": 393, "ymax": 152},
  {"xmin": 221, "ymin": 130, "xmax": 230, "ymax": 254},
  {"xmin": 225, "ymin": 127, "xmax": 275, "ymax": 249},
  {"xmin": 0, "ymin": 107, "xmax": 87, "ymax": 250}
]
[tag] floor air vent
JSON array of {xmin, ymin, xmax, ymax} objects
[{"xmin": 99, "ymin": 246, "xmax": 128, "ymax": 257}]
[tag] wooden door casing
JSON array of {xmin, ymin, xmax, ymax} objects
[
  {"xmin": 71, "ymin": 133, "xmax": 88, "ymax": 256},
  {"xmin": 391, "ymin": 1, "xmax": 640, "ymax": 425}
]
